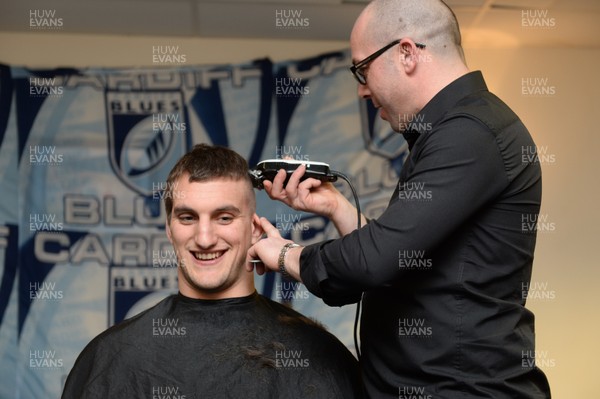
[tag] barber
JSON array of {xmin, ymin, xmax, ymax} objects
[{"xmin": 248, "ymin": 0, "xmax": 551, "ymax": 397}]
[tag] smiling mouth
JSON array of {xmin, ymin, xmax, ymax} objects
[{"xmin": 192, "ymin": 251, "xmax": 225, "ymax": 261}]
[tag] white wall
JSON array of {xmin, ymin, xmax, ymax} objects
[
  {"xmin": 466, "ymin": 47, "xmax": 600, "ymax": 398},
  {"xmin": 0, "ymin": 32, "xmax": 349, "ymax": 66},
  {"xmin": 1, "ymin": 31, "xmax": 598, "ymax": 398}
]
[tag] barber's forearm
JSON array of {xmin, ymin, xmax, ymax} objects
[{"xmin": 330, "ymin": 194, "xmax": 368, "ymax": 236}]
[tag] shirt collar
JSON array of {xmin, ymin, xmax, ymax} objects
[
  {"xmin": 176, "ymin": 290, "xmax": 258, "ymax": 306},
  {"xmin": 402, "ymin": 70, "xmax": 488, "ymax": 150}
]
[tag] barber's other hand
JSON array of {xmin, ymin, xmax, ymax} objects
[{"xmin": 246, "ymin": 217, "xmax": 301, "ymax": 281}]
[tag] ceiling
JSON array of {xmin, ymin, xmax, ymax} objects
[{"xmin": 1, "ymin": 0, "xmax": 599, "ymax": 48}]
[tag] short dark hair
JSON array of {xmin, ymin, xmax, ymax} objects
[
  {"xmin": 164, "ymin": 144, "xmax": 254, "ymax": 221},
  {"xmin": 366, "ymin": 0, "xmax": 465, "ymax": 62}
]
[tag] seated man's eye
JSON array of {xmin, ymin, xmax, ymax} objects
[
  {"xmin": 218, "ymin": 215, "xmax": 234, "ymax": 223},
  {"xmin": 178, "ymin": 215, "xmax": 194, "ymax": 223}
]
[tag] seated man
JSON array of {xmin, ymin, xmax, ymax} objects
[{"xmin": 62, "ymin": 144, "xmax": 363, "ymax": 398}]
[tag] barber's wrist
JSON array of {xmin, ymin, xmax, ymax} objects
[
  {"xmin": 278, "ymin": 243, "xmax": 302, "ymax": 281},
  {"xmin": 331, "ymin": 195, "xmax": 365, "ymax": 235}
]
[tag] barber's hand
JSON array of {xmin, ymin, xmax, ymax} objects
[
  {"xmin": 246, "ymin": 217, "xmax": 302, "ymax": 281},
  {"xmin": 263, "ymin": 164, "xmax": 341, "ymax": 219}
]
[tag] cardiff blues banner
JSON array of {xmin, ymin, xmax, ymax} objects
[{"xmin": 0, "ymin": 51, "xmax": 409, "ymax": 398}]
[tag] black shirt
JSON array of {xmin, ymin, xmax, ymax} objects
[
  {"xmin": 300, "ymin": 71, "xmax": 551, "ymax": 398},
  {"xmin": 62, "ymin": 292, "xmax": 363, "ymax": 398}
]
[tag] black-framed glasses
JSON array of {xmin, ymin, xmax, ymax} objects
[{"xmin": 350, "ymin": 39, "xmax": 426, "ymax": 85}]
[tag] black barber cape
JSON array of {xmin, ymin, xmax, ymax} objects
[{"xmin": 62, "ymin": 291, "xmax": 363, "ymax": 399}]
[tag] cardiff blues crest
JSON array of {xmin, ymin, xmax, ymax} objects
[{"xmin": 105, "ymin": 90, "xmax": 189, "ymax": 197}]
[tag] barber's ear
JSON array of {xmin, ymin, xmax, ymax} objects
[
  {"xmin": 251, "ymin": 214, "xmax": 264, "ymax": 244},
  {"xmin": 399, "ymin": 41, "xmax": 418, "ymax": 72},
  {"xmin": 400, "ymin": 43, "xmax": 412, "ymax": 59}
]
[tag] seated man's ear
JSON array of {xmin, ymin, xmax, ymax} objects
[
  {"xmin": 165, "ymin": 220, "xmax": 173, "ymax": 243},
  {"xmin": 251, "ymin": 214, "xmax": 264, "ymax": 243}
]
